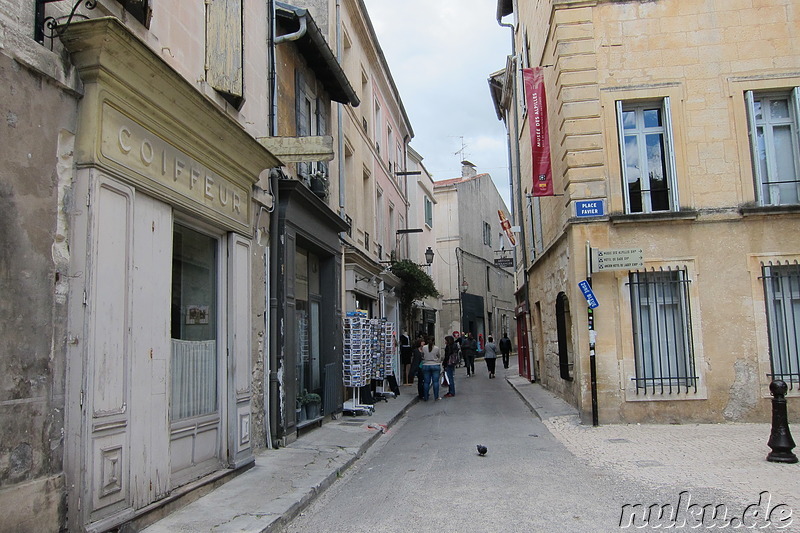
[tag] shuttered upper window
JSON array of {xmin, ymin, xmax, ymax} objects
[{"xmin": 206, "ymin": 0, "xmax": 243, "ymax": 107}]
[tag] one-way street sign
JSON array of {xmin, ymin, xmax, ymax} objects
[{"xmin": 578, "ymin": 280, "xmax": 599, "ymax": 309}]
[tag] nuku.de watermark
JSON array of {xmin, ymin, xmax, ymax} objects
[{"xmin": 619, "ymin": 491, "xmax": 793, "ymax": 529}]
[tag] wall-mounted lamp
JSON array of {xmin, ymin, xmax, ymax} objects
[
  {"xmin": 424, "ymin": 246, "xmax": 435, "ymax": 265},
  {"xmin": 355, "ymin": 274, "xmax": 378, "ymax": 287},
  {"xmin": 461, "ymin": 279, "xmax": 469, "ymax": 293}
]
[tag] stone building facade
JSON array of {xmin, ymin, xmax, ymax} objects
[
  {"xmin": 1, "ymin": 1, "xmax": 424, "ymax": 529},
  {"xmin": 492, "ymin": 0, "xmax": 800, "ymax": 423},
  {"xmin": 434, "ymin": 163, "xmax": 516, "ymax": 346}
]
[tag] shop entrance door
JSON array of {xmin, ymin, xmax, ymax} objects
[{"xmin": 169, "ymin": 224, "xmax": 224, "ymax": 486}]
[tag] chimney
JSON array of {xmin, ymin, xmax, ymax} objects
[{"xmin": 461, "ymin": 160, "xmax": 477, "ymax": 178}]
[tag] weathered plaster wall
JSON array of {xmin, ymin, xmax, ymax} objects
[{"xmin": 0, "ymin": 44, "xmax": 78, "ymax": 530}]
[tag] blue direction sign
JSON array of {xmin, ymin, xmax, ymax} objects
[
  {"xmin": 575, "ymin": 200, "xmax": 605, "ymax": 218},
  {"xmin": 578, "ymin": 280, "xmax": 599, "ymax": 309}
]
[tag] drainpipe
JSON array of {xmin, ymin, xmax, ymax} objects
[
  {"xmin": 275, "ymin": 11, "xmax": 307, "ymax": 43},
  {"xmin": 268, "ymin": 168, "xmax": 281, "ymax": 446},
  {"xmin": 496, "ymin": 16, "xmax": 527, "ymax": 273},
  {"xmin": 497, "ymin": 14, "xmax": 534, "ymax": 381},
  {"xmin": 336, "ymin": 0, "xmax": 345, "ymax": 214}
]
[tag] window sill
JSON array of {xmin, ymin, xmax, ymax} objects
[
  {"xmin": 609, "ymin": 210, "xmax": 699, "ymax": 224},
  {"xmin": 740, "ymin": 204, "xmax": 800, "ymax": 217}
]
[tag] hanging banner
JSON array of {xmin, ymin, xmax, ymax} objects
[
  {"xmin": 498, "ymin": 209, "xmax": 517, "ymax": 247},
  {"xmin": 523, "ymin": 67, "xmax": 553, "ymax": 197}
]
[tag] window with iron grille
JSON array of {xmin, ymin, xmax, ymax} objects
[
  {"xmin": 628, "ymin": 267, "xmax": 697, "ymax": 394},
  {"xmin": 746, "ymin": 89, "xmax": 800, "ymax": 206},
  {"xmin": 761, "ymin": 261, "xmax": 800, "ymax": 388}
]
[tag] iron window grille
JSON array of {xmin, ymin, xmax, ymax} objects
[
  {"xmin": 761, "ymin": 261, "xmax": 800, "ymax": 389},
  {"xmin": 627, "ymin": 266, "xmax": 698, "ymax": 394}
]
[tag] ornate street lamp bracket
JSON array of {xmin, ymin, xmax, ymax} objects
[{"xmin": 35, "ymin": 0, "xmax": 97, "ymax": 47}]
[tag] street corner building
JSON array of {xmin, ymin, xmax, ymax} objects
[{"xmin": 490, "ymin": 0, "xmax": 800, "ymax": 425}]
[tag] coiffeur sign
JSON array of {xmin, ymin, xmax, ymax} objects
[{"xmin": 523, "ymin": 67, "xmax": 553, "ymax": 197}]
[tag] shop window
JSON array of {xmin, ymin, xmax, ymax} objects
[
  {"xmin": 170, "ymin": 225, "xmax": 218, "ymax": 420},
  {"xmin": 296, "ymin": 248, "xmax": 322, "ymax": 400},
  {"xmin": 762, "ymin": 261, "xmax": 800, "ymax": 388},
  {"xmin": 206, "ymin": 0, "xmax": 243, "ymax": 107},
  {"xmin": 628, "ymin": 267, "xmax": 697, "ymax": 394},
  {"xmin": 746, "ymin": 89, "xmax": 800, "ymax": 206},
  {"xmin": 616, "ymin": 98, "xmax": 678, "ymax": 214}
]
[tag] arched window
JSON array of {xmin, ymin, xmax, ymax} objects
[{"xmin": 556, "ymin": 292, "xmax": 574, "ymax": 380}]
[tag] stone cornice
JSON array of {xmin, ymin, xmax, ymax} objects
[{"xmin": 61, "ymin": 17, "xmax": 282, "ymax": 185}]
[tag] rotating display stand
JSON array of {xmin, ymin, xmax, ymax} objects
[{"xmin": 343, "ymin": 311, "xmax": 374, "ymax": 415}]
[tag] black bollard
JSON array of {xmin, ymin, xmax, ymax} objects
[{"xmin": 766, "ymin": 380, "xmax": 798, "ymax": 463}]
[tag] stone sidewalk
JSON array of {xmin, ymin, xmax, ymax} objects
[
  {"xmin": 506, "ymin": 374, "xmax": 800, "ymax": 515},
  {"xmin": 141, "ymin": 389, "xmax": 418, "ymax": 533}
]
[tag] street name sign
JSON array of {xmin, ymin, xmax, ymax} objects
[
  {"xmin": 578, "ymin": 280, "xmax": 599, "ymax": 309},
  {"xmin": 494, "ymin": 257, "xmax": 514, "ymax": 268},
  {"xmin": 575, "ymin": 199, "xmax": 605, "ymax": 218},
  {"xmin": 591, "ymin": 248, "xmax": 644, "ymax": 272}
]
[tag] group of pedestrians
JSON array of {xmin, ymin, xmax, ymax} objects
[{"xmin": 402, "ymin": 331, "xmax": 513, "ymax": 401}]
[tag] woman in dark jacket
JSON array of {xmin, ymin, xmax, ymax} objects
[
  {"xmin": 443, "ymin": 335, "xmax": 459, "ymax": 397},
  {"xmin": 409, "ymin": 337, "xmax": 426, "ymax": 399},
  {"xmin": 460, "ymin": 333, "xmax": 477, "ymax": 377}
]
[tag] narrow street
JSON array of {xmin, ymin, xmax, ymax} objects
[{"xmin": 279, "ymin": 361, "xmax": 772, "ymax": 533}]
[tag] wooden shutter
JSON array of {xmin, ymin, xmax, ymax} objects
[
  {"xmin": 316, "ymin": 96, "xmax": 329, "ymax": 176},
  {"xmin": 206, "ymin": 0, "xmax": 243, "ymax": 100},
  {"xmin": 745, "ymin": 90, "xmax": 764, "ymax": 204},
  {"xmin": 296, "ymin": 70, "xmax": 310, "ymax": 176}
]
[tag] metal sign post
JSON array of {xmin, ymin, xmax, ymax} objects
[{"xmin": 586, "ymin": 241, "xmax": 599, "ymax": 427}]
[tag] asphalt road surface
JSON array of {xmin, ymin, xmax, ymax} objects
[{"xmin": 280, "ymin": 367, "xmax": 768, "ymax": 532}]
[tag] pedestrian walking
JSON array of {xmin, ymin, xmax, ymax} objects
[
  {"xmin": 420, "ymin": 336, "xmax": 444, "ymax": 401},
  {"xmin": 400, "ymin": 332, "xmax": 413, "ymax": 385},
  {"xmin": 499, "ymin": 333, "xmax": 512, "ymax": 369},
  {"xmin": 442, "ymin": 335, "xmax": 459, "ymax": 397},
  {"xmin": 452, "ymin": 331, "xmax": 463, "ymax": 367},
  {"xmin": 409, "ymin": 337, "xmax": 425, "ymax": 399},
  {"xmin": 483, "ymin": 335, "xmax": 498, "ymax": 378},
  {"xmin": 460, "ymin": 332, "xmax": 477, "ymax": 377}
]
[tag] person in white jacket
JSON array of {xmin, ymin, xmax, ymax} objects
[
  {"xmin": 483, "ymin": 336, "xmax": 499, "ymax": 379},
  {"xmin": 420, "ymin": 335, "xmax": 444, "ymax": 401}
]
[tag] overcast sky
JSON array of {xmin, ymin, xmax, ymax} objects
[{"xmin": 365, "ymin": 0, "xmax": 513, "ymax": 207}]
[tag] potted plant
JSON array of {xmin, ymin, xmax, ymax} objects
[
  {"xmin": 296, "ymin": 397, "xmax": 306, "ymax": 423},
  {"xmin": 309, "ymin": 171, "xmax": 329, "ymax": 200},
  {"xmin": 301, "ymin": 390, "xmax": 322, "ymax": 420}
]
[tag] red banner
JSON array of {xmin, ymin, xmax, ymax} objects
[{"xmin": 523, "ymin": 67, "xmax": 553, "ymax": 197}]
